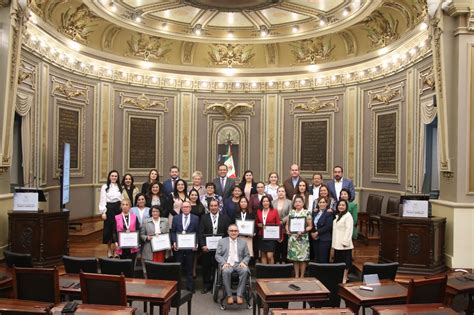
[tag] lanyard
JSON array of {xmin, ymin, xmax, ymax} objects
[
  {"xmin": 211, "ymin": 214, "xmax": 218, "ymax": 234},
  {"xmin": 262, "ymin": 209, "xmax": 269, "ymax": 225},
  {"xmin": 122, "ymin": 213, "xmax": 130, "ymax": 231},
  {"xmin": 241, "ymin": 212, "xmax": 246, "ymax": 221}
]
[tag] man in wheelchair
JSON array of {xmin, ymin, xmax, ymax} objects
[{"xmin": 215, "ymin": 224, "xmax": 251, "ymax": 305}]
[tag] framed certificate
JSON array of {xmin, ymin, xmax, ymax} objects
[
  {"xmin": 118, "ymin": 231, "xmax": 139, "ymax": 248},
  {"xmin": 151, "ymin": 233, "xmax": 171, "ymax": 252},
  {"xmin": 262, "ymin": 225, "xmax": 280, "ymax": 240},
  {"xmin": 289, "ymin": 216, "xmax": 306, "ymax": 233},
  {"xmin": 205, "ymin": 234, "xmax": 223, "ymax": 250},
  {"xmin": 236, "ymin": 219, "xmax": 255, "ymax": 236},
  {"xmin": 177, "ymin": 233, "xmax": 196, "ymax": 250}
]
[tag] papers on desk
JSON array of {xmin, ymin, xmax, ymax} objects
[
  {"xmin": 119, "ymin": 231, "xmax": 139, "ymax": 248},
  {"xmin": 151, "ymin": 233, "xmax": 171, "ymax": 252}
]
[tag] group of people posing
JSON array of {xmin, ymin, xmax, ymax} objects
[{"xmin": 98, "ymin": 163, "xmax": 358, "ymax": 294}]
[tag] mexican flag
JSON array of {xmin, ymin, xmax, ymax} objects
[{"xmin": 223, "ymin": 144, "xmax": 236, "ymax": 178}]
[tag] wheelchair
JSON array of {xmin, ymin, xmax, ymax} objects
[{"xmin": 212, "ymin": 266, "xmax": 252, "ymax": 310}]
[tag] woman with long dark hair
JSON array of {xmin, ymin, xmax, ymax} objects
[
  {"xmin": 223, "ymin": 185, "xmax": 243, "ymax": 222},
  {"xmin": 141, "ymin": 169, "xmax": 161, "ymax": 195},
  {"xmin": 121, "ymin": 173, "xmax": 139, "ymax": 206},
  {"xmin": 256, "ymin": 195, "xmax": 281, "ymax": 264},
  {"xmin": 99, "ymin": 170, "xmax": 123, "ymax": 257},
  {"xmin": 272, "ymin": 186, "xmax": 292, "ymax": 263},
  {"xmin": 332, "ymin": 199, "xmax": 354, "ymax": 283},
  {"xmin": 235, "ymin": 196, "xmax": 256, "ymax": 258},
  {"xmin": 238, "ymin": 170, "xmax": 257, "ymax": 200},
  {"xmin": 145, "ymin": 181, "xmax": 167, "ymax": 217},
  {"xmin": 310, "ymin": 196, "xmax": 333, "ymax": 263}
]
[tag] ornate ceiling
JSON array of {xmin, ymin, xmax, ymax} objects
[{"xmin": 28, "ymin": 0, "xmax": 427, "ymax": 76}]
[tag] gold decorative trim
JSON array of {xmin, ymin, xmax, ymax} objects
[
  {"xmin": 124, "ymin": 34, "xmax": 171, "ymax": 61},
  {"xmin": 0, "ymin": 1, "xmax": 11, "ymax": 8},
  {"xmin": 58, "ymin": 3, "xmax": 98, "ymax": 42},
  {"xmin": 118, "ymin": 92, "xmax": 169, "ymax": 111},
  {"xmin": 364, "ymin": 10, "xmax": 400, "ymax": 48},
  {"xmin": 18, "ymin": 62, "xmax": 36, "ymax": 89},
  {"xmin": 203, "ymin": 100, "xmax": 255, "ymax": 120},
  {"xmin": 419, "ymin": 67, "xmax": 435, "ymax": 94},
  {"xmin": 368, "ymin": 84, "xmax": 403, "ymax": 107},
  {"xmin": 291, "ymin": 38, "xmax": 335, "ymax": 64},
  {"xmin": 208, "ymin": 44, "xmax": 255, "ymax": 67},
  {"xmin": 289, "ymin": 96, "xmax": 339, "ymax": 114},
  {"xmin": 51, "ymin": 78, "xmax": 89, "ymax": 103},
  {"xmin": 0, "ymin": 166, "xmax": 8, "ymax": 175}
]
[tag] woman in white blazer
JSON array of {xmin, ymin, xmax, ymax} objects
[
  {"xmin": 140, "ymin": 205, "xmax": 170, "ymax": 262},
  {"xmin": 332, "ymin": 200, "xmax": 354, "ymax": 283}
]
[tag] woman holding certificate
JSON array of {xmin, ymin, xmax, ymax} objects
[
  {"xmin": 286, "ymin": 196, "xmax": 313, "ymax": 278},
  {"xmin": 234, "ymin": 196, "xmax": 255, "ymax": 258},
  {"xmin": 99, "ymin": 170, "xmax": 123, "ymax": 258},
  {"xmin": 272, "ymin": 186, "xmax": 292, "ymax": 263},
  {"xmin": 114, "ymin": 199, "xmax": 140, "ymax": 263},
  {"xmin": 332, "ymin": 200, "xmax": 354, "ymax": 283},
  {"xmin": 140, "ymin": 205, "xmax": 170, "ymax": 262},
  {"xmin": 310, "ymin": 197, "xmax": 333, "ymax": 263},
  {"xmin": 256, "ymin": 196, "xmax": 281, "ymax": 264}
]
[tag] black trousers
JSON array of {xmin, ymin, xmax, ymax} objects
[
  {"xmin": 311, "ymin": 240, "xmax": 331, "ymax": 263},
  {"xmin": 174, "ymin": 250, "xmax": 195, "ymax": 291},
  {"xmin": 201, "ymin": 250, "xmax": 217, "ymax": 289}
]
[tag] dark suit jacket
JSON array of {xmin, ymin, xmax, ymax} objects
[
  {"xmin": 311, "ymin": 209, "xmax": 333, "ymax": 242},
  {"xmin": 234, "ymin": 211, "xmax": 256, "ymax": 223},
  {"xmin": 283, "ymin": 176, "xmax": 307, "ymax": 200},
  {"xmin": 170, "ymin": 213, "xmax": 199, "ymax": 246},
  {"xmin": 213, "ymin": 176, "xmax": 236, "ymax": 200},
  {"xmin": 238, "ymin": 181, "xmax": 257, "ymax": 196},
  {"xmin": 326, "ymin": 178, "xmax": 355, "ymax": 202},
  {"xmin": 308, "ymin": 185, "xmax": 321, "ymax": 195},
  {"xmin": 145, "ymin": 195, "xmax": 168, "ymax": 217},
  {"xmin": 249, "ymin": 193, "xmax": 273, "ymax": 213},
  {"xmin": 198, "ymin": 213, "xmax": 231, "ymax": 247},
  {"xmin": 162, "ymin": 178, "xmax": 178, "ymax": 196}
]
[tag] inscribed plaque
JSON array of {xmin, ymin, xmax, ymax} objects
[
  {"xmin": 58, "ymin": 108, "xmax": 79, "ymax": 168},
  {"xmin": 376, "ymin": 112, "xmax": 397, "ymax": 174},
  {"xmin": 129, "ymin": 117, "xmax": 156, "ymax": 169},
  {"xmin": 300, "ymin": 121, "xmax": 327, "ymax": 171}
]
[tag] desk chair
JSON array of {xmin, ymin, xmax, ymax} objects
[
  {"xmin": 407, "ymin": 275, "xmax": 447, "ymax": 304},
  {"xmin": 63, "ymin": 255, "xmax": 98, "ymax": 274},
  {"xmin": 80, "ymin": 272, "xmax": 127, "ymax": 306},
  {"xmin": 99, "ymin": 258, "xmax": 134, "ymax": 277},
  {"xmin": 362, "ymin": 262, "xmax": 398, "ymax": 281},
  {"xmin": 386, "ymin": 197, "xmax": 400, "ymax": 215},
  {"xmin": 307, "ymin": 262, "xmax": 345, "ymax": 308},
  {"xmin": 366, "ymin": 194, "xmax": 384, "ymax": 236},
  {"xmin": 13, "ymin": 267, "xmax": 60, "ymax": 304},
  {"xmin": 144, "ymin": 261, "xmax": 192, "ymax": 315},
  {"xmin": 4, "ymin": 250, "xmax": 33, "ymax": 268},
  {"xmin": 253, "ymin": 263, "xmax": 294, "ymax": 315}
]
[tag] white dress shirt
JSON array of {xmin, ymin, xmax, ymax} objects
[
  {"xmin": 98, "ymin": 183, "xmax": 122, "ymax": 213},
  {"xmin": 227, "ymin": 238, "xmax": 238, "ymax": 265},
  {"xmin": 335, "ymin": 179, "xmax": 343, "ymax": 200}
]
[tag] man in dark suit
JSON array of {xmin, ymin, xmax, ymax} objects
[
  {"xmin": 326, "ymin": 166, "xmax": 355, "ymax": 202},
  {"xmin": 213, "ymin": 164, "xmax": 235, "ymax": 200},
  {"xmin": 162, "ymin": 165, "xmax": 180, "ymax": 196},
  {"xmin": 199, "ymin": 199, "xmax": 231, "ymax": 293},
  {"xmin": 308, "ymin": 173, "xmax": 323, "ymax": 200},
  {"xmin": 283, "ymin": 164, "xmax": 307, "ymax": 200},
  {"xmin": 215, "ymin": 224, "xmax": 250, "ymax": 305},
  {"xmin": 171, "ymin": 201, "xmax": 199, "ymax": 292}
]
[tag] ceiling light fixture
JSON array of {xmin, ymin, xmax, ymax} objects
[
  {"xmin": 151, "ymin": 77, "xmax": 158, "ymax": 83},
  {"xmin": 319, "ymin": 16, "xmax": 327, "ymax": 26},
  {"xmin": 292, "ymin": 25, "xmax": 299, "ymax": 33},
  {"xmin": 227, "ymin": 31, "xmax": 234, "ymax": 38},
  {"xmin": 268, "ymin": 81, "xmax": 274, "ymax": 87},
  {"xmin": 193, "ymin": 24, "xmax": 202, "ymax": 36},
  {"xmin": 235, "ymin": 82, "xmax": 241, "ymax": 88},
  {"xmin": 284, "ymin": 81, "xmax": 291, "ymax": 87},
  {"xmin": 342, "ymin": 8, "xmax": 350, "ymax": 17},
  {"xmin": 217, "ymin": 82, "xmax": 224, "ymax": 88},
  {"xmin": 110, "ymin": 1, "xmax": 117, "ymax": 12},
  {"xmin": 420, "ymin": 22, "xmax": 428, "ymax": 31},
  {"xmin": 251, "ymin": 82, "xmax": 258, "ymax": 88},
  {"xmin": 260, "ymin": 25, "xmax": 268, "ymax": 37}
]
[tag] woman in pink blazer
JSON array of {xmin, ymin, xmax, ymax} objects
[{"xmin": 114, "ymin": 199, "xmax": 140, "ymax": 262}]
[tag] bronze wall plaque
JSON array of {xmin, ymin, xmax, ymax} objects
[
  {"xmin": 376, "ymin": 112, "xmax": 397, "ymax": 174},
  {"xmin": 129, "ymin": 117, "xmax": 156, "ymax": 169},
  {"xmin": 300, "ymin": 121, "xmax": 327, "ymax": 171},
  {"xmin": 58, "ymin": 108, "xmax": 79, "ymax": 168}
]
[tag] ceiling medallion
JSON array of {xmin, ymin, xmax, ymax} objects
[
  {"xmin": 184, "ymin": 0, "xmax": 280, "ymax": 11},
  {"xmin": 208, "ymin": 44, "xmax": 255, "ymax": 67}
]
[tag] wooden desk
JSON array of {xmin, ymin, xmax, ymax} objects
[
  {"xmin": 59, "ymin": 274, "xmax": 176, "ymax": 315},
  {"xmin": 0, "ymin": 270, "xmax": 13, "ymax": 298},
  {"xmin": 271, "ymin": 308, "xmax": 353, "ymax": 315},
  {"xmin": 256, "ymin": 278, "xmax": 330, "ymax": 315},
  {"xmin": 372, "ymin": 303, "xmax": 457, "ymax": 314},
  {"xmin": 446, "ymin": 272, "xmax": 474, "ymax": 315},
  {"xmin": 51, "ymin": 303, "xmax": 136, "ymax": 314},
  {"xmin": 0, "ymin": 298, "xmax": 53, "ymax": 314},
  {"xmin": 338, "ymin": 280, "xmax": 407, "ymax": 313}
]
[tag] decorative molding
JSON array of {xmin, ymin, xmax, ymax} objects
[
  {"xmin": 118, "ymin": 92, "xmax": 169, "ymax": 111},
  {"xmin": 125, "ymin": 34, "xmax": 171, "ymax": 61},
  {"xmin": 291, "ymin": 38, "xmax": 335, "ymax": 64},
  {"xmin": 181, "ymin": 42, "xmax": 195, "ymax": 65},
  {"xmin": 265, "ymin": 43, "xmax": 278, "ymax": 66},
  {"xmin": 59, "ymin": 3, "xmax": 98, "ymax": 42},
  {"xmin": 364, "ymin": 10, "xmax": 400, "ymax": 48},
  {"xmin": 17, "ymin": 61, "xmax": 36, "ymax": 89},
  {"xmin": 0, "ymin": 166, "xmax": 8, "ymax": 175},
  {"xmin": 0, "ymin": 0, "xmax": 11, "ymax": 8},
  {"xmin": 51, "ymin": 78, "xmax": 89, "ymax": 103},
  {"xmin": 368, "ymin": 84, "xmax": 403, "ymax": 107},
  {"xmin": 208, "ymin": 44, "xmax": 255, "ymax": 67},
  {"xmin": 419, "ymin": 67, "xmax": 435, "ymax": 94},
  {"xmin": 15, "ymin": 92, "xmax": 32, "ymax": 116},
  {"xmin": 338, "ymin": 31, "xmax": 356, "ymax": 55},
  {"xmin": 101, "ymin": 25, "xmax": 121, "ymax": 50},
  {"xmin": 289, "ymin": 96, "xmax": 339, "ymax": 115},
  {"xmin": 203, "ymin": 100, "xmax": 255, "ymax": 120}
]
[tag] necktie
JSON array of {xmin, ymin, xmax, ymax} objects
[
  {"xmin": 184, "ymin": 215, "xmax": 189, "ymax": 231},
  {"xmin": 212, "ymin": 215, "xmax": 217, "ymax": 234},
  {"xmin": 172, "ymin": 178, "xmax": 176, "ymax": 189},
  {"xmin": 221, "ymin": 177, "xmax": 225, "ymax": 189}
]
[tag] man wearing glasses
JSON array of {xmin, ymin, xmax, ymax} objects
[{"xmin": 215, "ymin": 224, "xmax": 250, "ymax": 305}]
